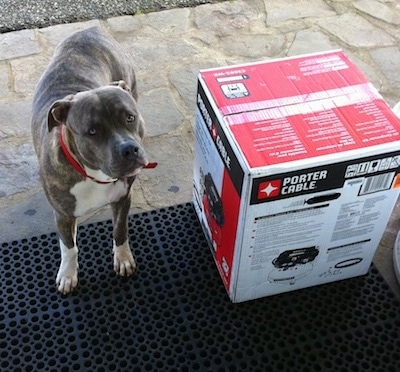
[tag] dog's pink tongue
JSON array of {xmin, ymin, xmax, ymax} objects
[{"xmin": 143, "ymin": 162, "xmax": 158, "ymax": 169}]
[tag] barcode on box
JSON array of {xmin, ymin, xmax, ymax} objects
[{"xmin": 359, "ymin": 172, "xmax": 395, "ymax": 195}]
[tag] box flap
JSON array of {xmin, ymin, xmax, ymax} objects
[
  {"xmin": 200, "ymin": 51, "xmax": 400, "ymax": 168},
  {"xmin": 200, "ymin": 51, "xmax": 367, "ymax": 115}
]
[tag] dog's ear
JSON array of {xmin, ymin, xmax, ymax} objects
[
  {"xmin": 109, "ymin": 80, "xmax": 131, "ymax": 93},
  {"xmin": 47, "ymin": 95, "xmax": 74, "ymax": 132}
]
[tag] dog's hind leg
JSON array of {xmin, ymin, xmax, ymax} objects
[{"xmin": 55, "ymin": 213, "xmax": 79, "ymax": 294}]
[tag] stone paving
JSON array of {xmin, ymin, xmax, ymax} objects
[{"xmin": 1, "ymin": 0, "xmax": 400, "ymax": 297}]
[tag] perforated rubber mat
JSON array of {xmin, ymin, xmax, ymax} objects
[{"xmin": 1, "ymin": 203, "xmax": 400, "ymax": 371}]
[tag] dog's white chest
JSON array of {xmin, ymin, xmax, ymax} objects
[{"xmin": 70, "ymin": 179, "xmax": 128, "ymax": 217}]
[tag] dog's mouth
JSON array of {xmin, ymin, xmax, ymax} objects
[{"xmin": 124, "ymin": 165, "xmax": 145, "ymax": 178}]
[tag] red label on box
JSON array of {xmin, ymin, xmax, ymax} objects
[
  {"xmin": 201, "ymin": 51, "xmax": 367, "ymax": 115},
  {"xmin": 225, "ymin": 98, "xmax": 400, "ymax": 167},
  {"xmin": 200, "ymin": 51, "xmax": 400, "ymax": 168}
]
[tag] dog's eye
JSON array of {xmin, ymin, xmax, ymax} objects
[
  {"xmin": 127, "ymin": 114, "xmax": 135, "ymax": 123},
  {"xmin": 87, "ymin": 127, "xmax": 97, "ymax": 136}
]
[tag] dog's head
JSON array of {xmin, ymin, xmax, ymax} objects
[{"xmin": 48, "ymin": 81, "xmax": 148, "ymax": 179}]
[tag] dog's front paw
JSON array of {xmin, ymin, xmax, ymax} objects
[
  {"xmin": 113, "ymin": 241, "xmax": 136, "ymax": 277},
  {"xmin": 56, "ymin": 271, "xmax": 78, "ymax": 295},
  {"xmin": 56, "ymin": 243, "xmax": 79, "ymax": 294}
]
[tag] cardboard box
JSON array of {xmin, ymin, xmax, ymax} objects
[{"xmin": 193, "ymin": 50, "xmax": 400, "ymax": 303}]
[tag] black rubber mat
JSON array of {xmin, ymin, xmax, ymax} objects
[{"xmin": 1, "ymin": 203, "xmax": 400, "ymax": 372}]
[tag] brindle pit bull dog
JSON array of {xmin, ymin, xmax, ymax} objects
[{"xmin": 31, "ymin": 27, "xmax": 152, "ymax": 294}]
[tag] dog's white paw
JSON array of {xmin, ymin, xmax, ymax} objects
[
  {"xmin": 56, "ymin": 271, "xmax": 78, "ymax": 294},
  {"xmin": 113, "ymin": 241, "xmax": 136, "ymax": 277},
  {"xmin": 56, "ymin": 242, "xmax": 79, "ymax": 295}
]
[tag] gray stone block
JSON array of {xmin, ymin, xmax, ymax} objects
[
  {"xmin": 0, "ymin": 29, "xmax": 41, "ymax": 61},
  {"xmin": 144, "ymin": 8, "xmax": 190, "ymax": 34},
  {"xmin": 38, "ymin": 19, "xmax": 102, "ymax": 47},
  {"xmin": 139, "ymin": 87, "xmax": 184, "ymax": 138},
  {"xmin": 194, "ymin": 0, "xmax": 259, "ymax": 36},
  {"xmin": 287, "ymin": 30, "xmax": 339, "ymax": 56},
  {"xmin": 0, "ymin": 64, "xmax": 9, "ymax": 99},
  {"xmin": 0, "ymin": 101, "xmax": 32, "ymax": 138},
  {"xmin": 11, "ymin": 55, "xmax": 49, "ymax": 94},
  {"xmin": 220, "ymin": 34, "xmax": 286, "ymax": 59},
  {"xmin": 0, "ymin": 142, "xmax": 39, "ymax": 198},
  {"xmin": 370, "ymin": 47, "xmax": 400, "ymax": 92},
  {"xmin": 137, "ymin": 134, "xmax": 194, "ymax": 209},
  {"xmin": 317, "ymin": 14, "xmax": 395, "ymax": 47},
  {"xmin": 107, "ymin": 15, "xmax": 142, "ymax": 34},
  {"xmin": 354, "ymin": 0, "xmax": 400, "ymax": 25},
  {"xmin": 265, "ymin": 0, "xmax": 335, "ymax": 25}
]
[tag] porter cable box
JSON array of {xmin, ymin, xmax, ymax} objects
[{"xmin": 193, "ymin": 50, "xmax": 400, "ymax": 303}]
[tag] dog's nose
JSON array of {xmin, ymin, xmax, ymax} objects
[{"xmin": 120, "ymin": 142, "xmax": 140, "ymax": 160}]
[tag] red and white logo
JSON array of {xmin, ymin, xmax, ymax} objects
[{"xmin": 257, "ymin": 179, "xmax": 281, "ymax": 200}]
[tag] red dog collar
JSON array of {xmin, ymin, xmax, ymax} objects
[{"xmin": 59, "ymin": 126, "xmax": 157, "ymax": 184}]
